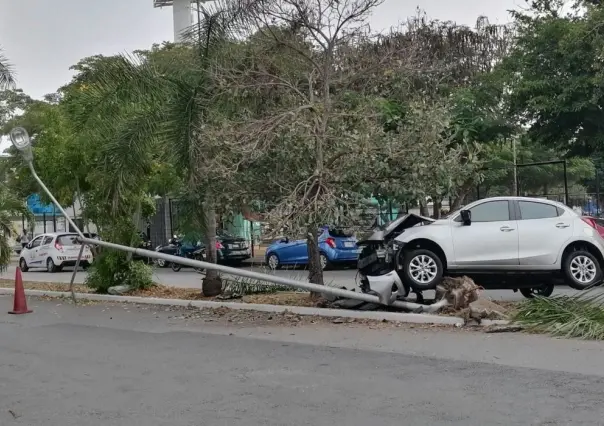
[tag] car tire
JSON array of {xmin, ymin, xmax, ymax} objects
[
  {"xmin": 46, "ymin": 257, "xmax": 58, "ymax": 273},
  {"xmin": 155, "ymin": 258, "xmax": 167, "ymax": 268},
  {"xmin": 563, "ymin": 250, "xmax": 602, "ymax": 290},
  {"xmin": 19, "ymin": 258, "xmax": 29, "ymax": 273},
  {"xmin": 519, "ymin": 283, "xmax": 555, "ymax": 299},
  {"xmin": 267, "ymin": 254, "xmax": 280, "ymax": 270},
  {"xmin": 402, "ymin": 249, "xmax": 444, "ymax": 291},
  {"xmin": 319, "ymin": 253, "xmax": 330, "ymax": 271}
]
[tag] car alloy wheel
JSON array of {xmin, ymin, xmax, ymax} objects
[
  {"xmin": 563, "ymin": 250, "xmax": 602, "ymax": 290},
  {"xmin": 409, "ymin": 254, "xmax": 438, "ymax": 284},
  {"xmin": 156, "ymin": 258, "xmax": 166, "ymax": 268},
  {"xmin": 267, "ymin": 254, "xmax": 280, "ymax": 270},
  {"xmin": 402, "ymin": 248, "xmax": 444, "ymax": 291},
  {"xmin": 570, "ymin": 255, "xmax": 597, "ymax": 285}
]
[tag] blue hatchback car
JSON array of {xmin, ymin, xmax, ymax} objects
[{"xmin": 265, "ymin": 227, "xmax": 359, "ymax": 270}]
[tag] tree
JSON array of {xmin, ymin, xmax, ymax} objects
[
  {"xmin": 0, "ymin": 186, "xmax": 31, "ymax": 272},
  {"xmin": 70, "ymin": 2, "xmax": 255, "ymax": 296},
  {"xmin": 374, "ymin": 13, "xmax": 516, "ymax": 215},
  {"xmin": 0, "ymin": 47, "xmax": 15, "ymax": 89},
  {"xmin": 502, "ymin": 1, "xmax": 604, "ymax": 156},
  {"xmin": 222, "ymin": 0, "xmax": 395, "ymax": 289}
]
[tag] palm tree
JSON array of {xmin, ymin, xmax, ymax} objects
[
  {"xmin": 70, "ymin": 1, "xmax": 252, "ymax": 296},
  {"xmin": 0, "ymin": 187, "xmax": 30, "ymax": 272},
  {"xmin": 0, "ymin": 47, "xmax": 15, "ymax": 89}
]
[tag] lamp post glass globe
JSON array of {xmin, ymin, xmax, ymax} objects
[{"xmin": 9, "ymin": 127, "xmax": 31, "ymax": 151}]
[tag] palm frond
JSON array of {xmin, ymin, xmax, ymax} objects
[
  {"xmin": 0, "ymin": 188, "xmax": 30, "ymax": 269},
  {"xmin": 0, "ymin": 47, "xmax": 15, "ymax": 89},
  {"xmin": 181, "ymin": 0, "xmax": 257, "ymax": 53},
  {"xmin": 159, "ymin": 77, "xmax": 207, "ymax": 173},
  {"xmin": 513, "ymin": 289, "xmax": 604, "ymax": 340},
  {"xmin": 67, "ymin": 54, "xmax": 167, "ymax": 132}
]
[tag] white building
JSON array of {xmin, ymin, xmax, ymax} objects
[{"xmin": 153, "ymin": 0, "xmax": 197, "ymax": 42}]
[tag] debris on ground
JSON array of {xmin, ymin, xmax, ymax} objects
[
  {"xmin": 107, "ymin": 285, "xmax": 132, "ymax": 295},
  {"xmin": 435, "ymin": 276, "xmax": 480, "ymax": 310},
  {"xmin": 485, "ymin": 325, "xmax": 524, "ymax": 333},
  {"xmin": 0, "ymin": 280, "xmax": 320, "ymax": 307},
  {"xmin": 469, "ymin": 298, "xmax": 510, "ymax": 320},
  {"xmin": 242, "ymin": 292, "xmax": 320, "ymax": 307}
]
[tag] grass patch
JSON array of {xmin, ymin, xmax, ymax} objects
[{"xmin": 513, "ymin": 289, "xmax": 604, "ymax": 340}]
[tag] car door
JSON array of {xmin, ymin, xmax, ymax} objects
[
  {"xmin": 516, "ymin": 200, "xmax": 573, "ymax": 266},
  {"xmin": 274, "ymin": 238, "xmax": 307, "ymax": 264},
  {"xmin": 27, "ymin": 236, "xmax": 45, "ymax": 266},
  {"xmin": 450, "ymin": 200, "xmax": 519, "ymax": 268},
  {"xmin": 37, "ymin": 236, "xmax": 54, "ymax": 264}
]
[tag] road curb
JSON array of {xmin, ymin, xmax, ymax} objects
[{"xmin": 0, "ymin": 288, "xmax": 466, "ymax": 326}]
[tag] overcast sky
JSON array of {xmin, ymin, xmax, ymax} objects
[
  {"xmin": 0, "ymin": 0, "xmax": 525, "ymax": 98},
  {"xmin": 0, "ymin": 0, "xmax": 523, "ymax": 150}
]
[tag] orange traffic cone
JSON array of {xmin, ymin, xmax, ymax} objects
[{"xmin": 9, "ymin": 267, "xmax": 32, "ymax": 315}]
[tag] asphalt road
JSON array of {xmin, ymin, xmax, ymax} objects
[
  {"xmin": 1, "ymin": 298, "xmax": 604, "ymax": 425},
  {"xmin": 2, "ymin": 263, "xmax": 602, "ymax": 302}
]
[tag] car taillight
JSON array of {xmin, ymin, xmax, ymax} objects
[
  {"xmin": 582, "ymin": 217, "xmax": 597, "ymax": 229},
  {"xmin": 326, "ymin": 237, "xmax": 336, "ymax": 248},
  {"xmin": 216, "ymin": 241, "xmax": 224, "ymax": 250},
  {"xmin": 55, "ymin": 242, "xmax": 63, "ymax": 251}
]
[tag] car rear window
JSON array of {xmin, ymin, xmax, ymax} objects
[
  {"xmin": 328, "ymin": 228, "xmax": 354, "ymax": 238},
  {"xmin": 57, "ymin": 235, "xmax": 80, "ymax": 245}
]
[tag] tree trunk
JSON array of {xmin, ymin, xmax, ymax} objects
[
  {"xmin": 432, "ymin": 198, "xmax": 442, "ymax": 219},
  {"xmin": 127, "ymin": 201, "xmax": 142, "ymax": 262},
  {"xmin": 419, "ymin": 200, "xmax": 429, "ymax": 216},
  {"xmin": 202, "ymin": 193, "xmax": 222, "ymax": 297},
  {"xmin": 307, "ymin": 223, "xmax": 324, "ymax": 298},
  {"xmin": 451, "ymin": 181, "xmax": 475, "ymax": 211}
]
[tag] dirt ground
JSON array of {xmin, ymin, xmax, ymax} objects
[{"xmin": 0, "ymin": 279, "xmax": 326, "ymax": 307}]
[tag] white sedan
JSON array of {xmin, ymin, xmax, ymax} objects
[{"xmin": 19, "ymin": 233, "xmax": 94, "ymax": 273}]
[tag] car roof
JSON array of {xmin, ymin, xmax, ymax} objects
[
  {"xmin": 474, "ymin": 196, "xmax": 568, "ymax": 207},
  {"xmin": 35, "ymin": 232, "xmax": 78, "ymax": 237}
]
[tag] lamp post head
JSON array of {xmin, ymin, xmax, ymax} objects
[{"xmin": 9, "ymin": 127, "xmax": 33, "ymax": 163}]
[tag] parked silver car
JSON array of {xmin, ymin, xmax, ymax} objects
[{"xmin": 396, "ymin": 196, "xmax": 604, "ymax": 291}]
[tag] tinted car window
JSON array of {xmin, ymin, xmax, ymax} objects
[
  {"xmin": 328, "ymin": 228, "xmax": 354, "ymax": 238},
  {"xmin": 57, "ymin": 234, "xmax": 80, "ymax": 245},
  {"xmin": 519, "ymin": 201, "xmax": 559, "ymax": 220},
  {"xmin": 30, "ymin": 237, "xmax": 43, "ymax": 248},
  {"xmin": 42, "ymin": 236, "xmax": 53, "ymax": 245},
  {"xmin": 469, "ymin": 201, "xmax": 510, "ymax": 222}
]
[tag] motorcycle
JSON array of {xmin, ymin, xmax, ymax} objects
[
  {"xmin": 170, "ymin": 239, "xmax": 205, "ymax": 272},
  {"xmin": 356, "ymin": 214, "xmax": 433, "ymax": 305}
]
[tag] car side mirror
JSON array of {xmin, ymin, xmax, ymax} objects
[
  {"xmin": 460, "ymin": 210, "xmax": 471, "ymax": 226},
  {"xmin": 280, "ymin": 237, "xmax": 289, "ymax": 243}
]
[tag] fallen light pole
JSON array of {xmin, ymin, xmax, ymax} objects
[{"xmin": 8, "ymin": 127, "xmax": 443, "ymax": 313}]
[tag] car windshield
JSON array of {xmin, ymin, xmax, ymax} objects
[
  {"xmin": 217, "ymin": 229, "xmax": 236, "ymax": 239},
  {"xmin": 328, "ymin": 228, "xmax": 354, "ymax": 238},
  {"xmin": 57, "ymin": 235, "xmax": 80, "ymax": 245}
]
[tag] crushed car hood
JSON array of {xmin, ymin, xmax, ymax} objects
[{"xmin": 358, "ymin": 214, "xmax": 434, "ymax": 244}]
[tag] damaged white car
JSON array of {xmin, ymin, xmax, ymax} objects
[{"xmin": 357, "ymin": 196, "xmax": 604, "ymax": 303}]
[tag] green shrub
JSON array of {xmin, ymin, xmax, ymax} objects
[{"xmin": 86, "ymin": 251, "xmax": 154, "ymax": 293}]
